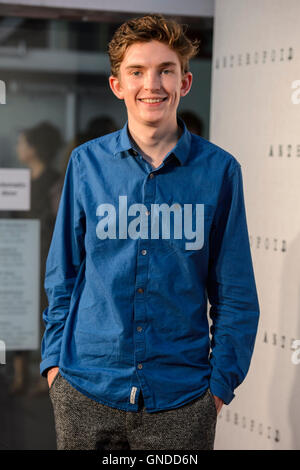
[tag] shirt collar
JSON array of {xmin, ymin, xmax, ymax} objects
[{"xmin": 113, "ymin": 117, "xmax": 192, "ymax": 166}]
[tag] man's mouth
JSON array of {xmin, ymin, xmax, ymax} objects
[{"xmin": 138, "ymin": 97, "xmax": 167, "ymax": 103}]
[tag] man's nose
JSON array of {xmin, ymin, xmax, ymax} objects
[{"xmin": 143, "ymin": 71, "xmax": 161, "ymax": 91}]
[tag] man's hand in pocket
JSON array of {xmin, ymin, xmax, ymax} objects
[
  {"xmin": 47, "ymin": 367, "xmax": 59, "ymax": 388},
  {"xmin": 213, "ymin": 395, "xmax": 224, "ymax": 415}
]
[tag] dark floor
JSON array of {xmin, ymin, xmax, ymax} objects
[{"xmin": 0, "ymin": 352, "xmax": 56, "ymax": 450}]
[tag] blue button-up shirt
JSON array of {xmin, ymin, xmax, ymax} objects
[{"xmin": 40, "ymin": 119, "xmax": 260, "ymax": 412}]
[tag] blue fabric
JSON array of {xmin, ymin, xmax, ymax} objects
[{"xmin": 40, "ymin": 119, "xmax": 260, "ymax": 412}]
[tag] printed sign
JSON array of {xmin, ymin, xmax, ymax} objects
[
  {"xmin": 0, "ymin": 169, "xmax": 30, "ymax": 211},
  {"xmin": 0, "ymin": 219, "xmax": 40, "ymax": 350}
]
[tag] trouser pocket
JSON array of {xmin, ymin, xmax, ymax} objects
[
  {"xmin": 49, "ymin": 370, "xmax": 61, "ymax": 393},
  {"xmin": 207, "ymin": 388, "xmax": 218, "ymax": 419}
]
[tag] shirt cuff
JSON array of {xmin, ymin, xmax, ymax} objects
[
  {"xmin": 209, "ymin": 378, "xmax": 235, "ymax": 405},
  {"xmin": 40, "ymin": 356, "xmax": 60, "ymax": 378}
]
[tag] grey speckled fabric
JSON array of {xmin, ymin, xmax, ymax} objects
[{"xmin": 49, "ymin": 372, "xmax": 217, "ymax": 450}]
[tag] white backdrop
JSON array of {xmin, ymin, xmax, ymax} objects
[{"xmin": 210, "ymin": 0, "xmax": 300, "ymax": 450}]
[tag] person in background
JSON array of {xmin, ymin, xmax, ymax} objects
[
  {"xmin": 61, "ymin": 115, "xmax": 118, "ymax": 176},
  {"xmin": 11, "ymin": 121, "xmax": 63, "ymax": 394},
  {"xmin": 51, "ymin": 115, "xmax": 118, "ymax": 215},
  {"xmin": 178, "ymin": 110, "xmax": 204, "ymax": 136},
  {"xmin": 85, "ymin": 115, "xmax": 118, "ymax": 141}
]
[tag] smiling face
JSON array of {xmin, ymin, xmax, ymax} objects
[{"xmin": 109, "ymin": 40, "xmax": 192, "ymax": 130}]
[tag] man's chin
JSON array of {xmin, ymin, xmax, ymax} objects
[{"xmin": 139, "ymin": 113, "xmax": 167, "ymax": 127}]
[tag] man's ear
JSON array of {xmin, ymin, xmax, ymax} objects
[
  {"xmin": 180, "ymin": 72, "xmax": 193, "ymax": 98},
  {"xmin": 109, "ymin": 74, "xmax": 124, "ymax": 100}
]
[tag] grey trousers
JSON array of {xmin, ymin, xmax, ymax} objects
[{"xmin": 49, "ymin": 371, "xmax": 217, "ymax": 450}]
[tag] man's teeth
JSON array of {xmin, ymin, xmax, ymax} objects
[{"xmin": 140, "ymin": 98, "xmax": 165, "ymax": 103}]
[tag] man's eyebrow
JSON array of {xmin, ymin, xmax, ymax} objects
[
  {"xmin": 125, "ymin": 61, "xmax": 177, "ymax": 70},
  {"xmin": 158, "ymin": 61, "xmax": 177, "ymax": 67},
  {"xmin": 125, "ymin": 65, "xmax": 144, "ymax": 70}
]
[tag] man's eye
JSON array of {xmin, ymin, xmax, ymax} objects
[
  {"xmin": 132, "ymin": 71, "xmax": 141, "ymax": 76},
  {"xmin": 162, "ymin": 69, "xmax": 171, "ymax": 74}
]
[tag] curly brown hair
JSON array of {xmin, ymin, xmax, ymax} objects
[{"xmin": 108, "ymin": 14, "xmax": 200, "ymax": 77}]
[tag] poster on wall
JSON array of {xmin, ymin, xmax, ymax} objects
[
  {"xmin": 0, "ymin": 219, "xmax": 40, "ymax": 350},
  {"xmin": 0, "ymin": 168, "xmax": 30, "ymax": 211},
  {"xmin": 210, "ymin": 0, "xmax": 300, "ymax": 450}
]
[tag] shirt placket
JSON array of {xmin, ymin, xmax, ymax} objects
[{"xmin": 132, "ymin": 157, "xmax": 159, "ymax": 409}]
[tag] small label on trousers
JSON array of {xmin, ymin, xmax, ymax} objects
[{"xmin": 130, "ymin": 386, "xmax": 137, "ymax": 404}]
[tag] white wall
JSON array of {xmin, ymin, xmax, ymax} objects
[{"xmin": 210, "ymin": 0, "xmax": 300, "ymax": 450}]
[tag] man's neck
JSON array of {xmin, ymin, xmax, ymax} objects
[
  {"xmin": 128, "ymin": 117, "xmax": 182, "ymax": 169},
  {"xmin": 30, "ymin": 160, "xmax": 46, "ymax": 180}
]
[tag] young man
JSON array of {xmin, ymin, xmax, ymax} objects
[{"xmin": 41, "ymin": 14, "xmax": 260, "ymax": 450}]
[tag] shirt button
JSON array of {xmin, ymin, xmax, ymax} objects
[
  {"xmin": 137, "ymin": 287, "xmax": 144, "ymax": 293},
  {"xmin": 149, "ymin": 173, "xmax": 154, "ymax": 179},
  {"xmin": 137, "ymin": 326, "xmax": 143, "ymax": 332},
  {"xmin": 137, "ymin": 363, "xmax": 143, "ymax": 369},
  {"xmin": 145, "ymin": 209, "xmax": 150, "ymax": 216},
  {"xmin": 141, "ymin": 249, "xmax": 147, "ymax": 255}
]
